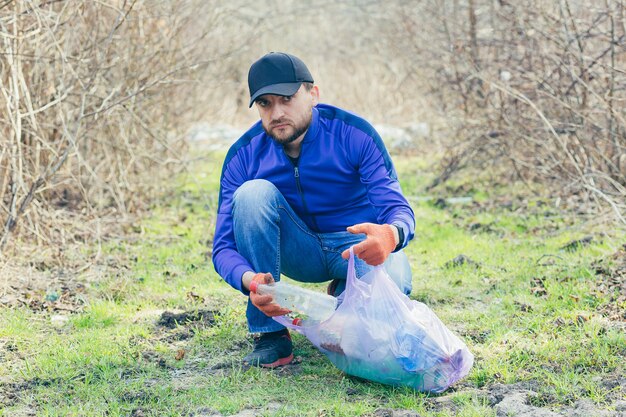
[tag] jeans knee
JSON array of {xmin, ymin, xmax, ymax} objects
[
  {"xmin": 232, "ymin": 180, "xmax": 282, "ymax": 226},
  {"xmin": 233, "ymin": 179, "xmax": 278, "ymax": 208}
]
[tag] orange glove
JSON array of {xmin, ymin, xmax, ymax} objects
[
  {"xmin": 341, "ymin": 223, "xmax": 397, "ymax": 266},
  {"xmin": 249, "ymin": 272, "xmax": 291, "ymax": 317}
]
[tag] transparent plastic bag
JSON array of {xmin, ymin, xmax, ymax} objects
[{"xmin": 275, "ymin": 248, "xmax": 474, "ymax": 393}]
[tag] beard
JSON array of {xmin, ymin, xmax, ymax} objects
[{"xmin": 263, "ymin": 111, "xmax": 312, "ymax": 145}]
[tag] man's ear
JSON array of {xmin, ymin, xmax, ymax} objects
[{"xmin": 310, "ymin": 85, "xmax": 320, "ymax": 106}]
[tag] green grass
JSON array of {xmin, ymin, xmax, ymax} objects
[{"xmin": 0, "ymin": 151, "xmax": 624, "ymax": 416}]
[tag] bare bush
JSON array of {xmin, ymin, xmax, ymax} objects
[
  {"xmin": 389, "ymin": 0, "xmax": 626, "ymax": 221},
  {"xmin": 5, "ymin": 0, "xmax": 620, "ymax": 259},
  {"xmin": 0, "ymin": 0, "xmax": 255, "ymax": 252}
]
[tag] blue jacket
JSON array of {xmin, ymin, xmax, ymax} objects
[{"xmin": 213, "ymin": 104, "xmax": 415, "ymax": 292}]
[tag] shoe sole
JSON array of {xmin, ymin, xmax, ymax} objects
[{"xmin": 261, "ymin": 353, "xmax": 294, "ymax": 368}]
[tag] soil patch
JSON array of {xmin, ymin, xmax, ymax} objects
[
  {"xmin": 591, "ymin": 244, "xmax": 626, "ymax": 323},
  {"xmin": 422, "ymin": 381, "xmax": 625, "ymax": 417},
  {"xmin": 0, "ymin": 376, "xmax": 64, "ymax": 412},
  {"xmin": 157, "ymin": 309, "xmax": 217, "ymax": 329},
  {"xmin": 0, "ymin": 245, "xmax": 138, "ymax": 314},
  {"xmin": 0, "ymin": 264, "xmax": 87, "ymax": 313},
  {"xmin": 190, "ymin": 402, "xmax": 282, "ymax": 417}
]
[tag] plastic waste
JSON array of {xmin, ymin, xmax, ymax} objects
[
  {"xmin": 273, "ymin": 248, "xmax": 474, "ymax": 393},
  {"xmin": 250, "ymin": 280, "xmax": 337, "ymax": 322},
  {"xmin": 394, "ymin": 325, "xmax": 443, "ymax": 372}
]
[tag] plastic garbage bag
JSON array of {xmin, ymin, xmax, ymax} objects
[{"xmin": 274, "ymin": 248, "xmax": 473, "ymax": 393}]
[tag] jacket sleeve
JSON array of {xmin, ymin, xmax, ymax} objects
[
  {"xmin": 212, "ymin": 151, "xmax": 254, "ymax": 293},
  {"xmin": 351, "ymin": 126, "xmax": 415, "ymax": 249}
]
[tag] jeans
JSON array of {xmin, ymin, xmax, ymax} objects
[{"xmin": 232, "ymin": 179, "xmax": 412, "ymax": 333}]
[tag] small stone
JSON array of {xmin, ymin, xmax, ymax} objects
[{"xmin": 50, "ymin": 315, "xmax": 69, "ymax": 327}]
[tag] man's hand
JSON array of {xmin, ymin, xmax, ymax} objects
[
  {"xmin": 341, "ymin": 223, "xmax": 398, "ymax": 266},
  {"xmin": 249, "ymin": 272, "xmax": 291, "ymax": 317}
]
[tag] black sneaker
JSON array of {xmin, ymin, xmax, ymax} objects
[
  {"xmin": 243, "ymin": 329, "xmax": 293, "ymax": 368},
  {"xmin": 327, "ymin": 278, "xmax": 344, "ymax": 296}
]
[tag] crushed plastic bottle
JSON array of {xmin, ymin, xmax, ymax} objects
[
  {"xmin": 394, "ymin": 325, "xmax": 446, "ymax": 372},
  {"xmin": 250, "ymin": 280, "xmax": 338, "ymax": 322}
]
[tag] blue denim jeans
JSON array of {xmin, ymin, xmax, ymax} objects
[{"xmin": 232, "ymin": 179, "xmax": 412, "ymax": 333}]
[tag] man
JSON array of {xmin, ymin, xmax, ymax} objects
[{"xmin": 212, "ymin": 52, "xmax": 415, "ymax": 368}]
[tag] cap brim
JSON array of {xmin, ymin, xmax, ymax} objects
[{"xmin": 249, "ymin": 82, "xmax": 302, "ymax": 107}]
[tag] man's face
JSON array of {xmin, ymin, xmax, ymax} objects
[{"xmin": 255, "ymin": 84, "xmax": 319, "ymax": 145}]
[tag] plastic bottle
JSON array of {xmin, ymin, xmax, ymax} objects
[
  {"xmin": 249, "ymin": 280, "xmax": 337, "ymax": 322},
  {"xmin": 394, "ymin": 325, "xmax": 444, "ymax": 372},
  {"xmin": 291, "ymin": 317, "xmax": 318, "ymax": 327}
]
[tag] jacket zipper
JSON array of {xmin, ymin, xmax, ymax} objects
[{"xmin": 290, "ymin": 159, "xmax": 320, "ymax": 232}]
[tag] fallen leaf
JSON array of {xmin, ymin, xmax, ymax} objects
[
  {"xmin": 186, "ymin": 291, "xmax": 205, "ymax": 303},
  {"xmin": 530, "ymin": 277, "xmax": 548, "ymax": 297},
  {"xmin": 175, "ymin": 349, "xmax": 185, "ymax": 360},
  {"xmin": 530, "ymin": 286, "xmax": 547, "ymax": 297}
]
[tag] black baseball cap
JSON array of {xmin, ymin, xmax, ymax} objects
[{"xmin": 248, "ymin": 52, "xmax": 314, "ymax": 107}]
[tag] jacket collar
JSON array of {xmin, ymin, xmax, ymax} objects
[{"xmin": 302, "ymin": 106, "xmax": 320, "ymax": 143}]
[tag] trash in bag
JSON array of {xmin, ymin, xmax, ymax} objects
[{"xmin": 275, "ymin": 248, "xmax": 474, "ymax": 393}]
